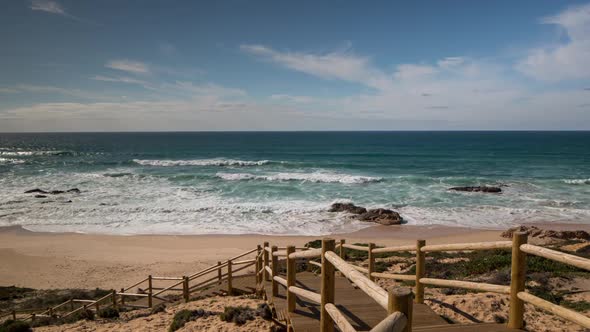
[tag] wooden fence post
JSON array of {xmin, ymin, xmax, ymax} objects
[
  {"xmin": 256, "ymin": 244, "xmax": 262, "ymax": 285},
  {"xmin": 227, "ymin": 260, "xmax": 233, "ymax": 296},
  {"xmin": 31, "ymin": 313, "xmax": 35, "ymax": 322},
  {"xmin": 119, "ymin": 289, "xmax": 125, "ymax": 306},
  {"xmin": 368, "ymin": 243, "xmax": 376, "ymax": 281},
  {"xmin": 147, "ymin": 275, "xmax": 153, "ymax": 308},
  {"xmin": 340, "ymin": 239, "xmax": 346, "ymax": 259},
  {"xmin": 508, "ymin": 232, "xmax": 528, "ymax": 329},
  {"xmin": 320, "ymin": 238, "xmax": 336, "ymax": 332},
  {"xmin": 217, "ymin": 261, "xmax": 222, "ymax": 284},
  {"xmin": 12, "ymin": 310, "xmax": 16, "ymax": 320},
  {"xmin": 48, "ymin": 307, "xmax": 53, "ymax": 317},
  {"xmin": 389, "ymin": 287, "xmax": 413, "ymax": 332},
  {"xmin": 95, "ymin": 301, "xmax": 100, "ymax": 312},
  {"xmin": 263, "ymin": 241, "xmax": 270, "ymax": 281},
  {"xmin": 183, "ymin": 276, "xmax": 190, "ymax": 303},
  {"xmin": 286, "ymin": 245, "xmax": 296, "ymax": 312},
  {"xmin": 112, "ymin": 290, "xmax": 117, "ymax": 309},
  {"xmin": 70, "ymin": 298, "xmax": 74, "ymax": 310},
  {"xmin": 271, "ymin": 245, "xmax": 279, "ymax": 297},
  {"xmin": 415, "ymin": 240, "xmax": 426, "ymax": 304}
]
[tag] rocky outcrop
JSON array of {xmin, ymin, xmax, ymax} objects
[
  {"xmin": 329, "ymin": 203, "xmax": 367, "ymax": 214},
  {"xmin": 502, "ymin": 225, "xmax": 590, "ymax": 241},
  {"xmin": 449, "ymin": 186, "xmax": 502, "ymax": 193},
  {"xmin": 34, "ymin": 194, "xmax": 47, "ymax": 198},
  {"xmin": 25, "ymin": 188, "xmax": 81, "ymax": 195},
  {"xmin": 356, "ymin": 208, "xmax": 403, "ymax": 225},
  {"xmin": 329, "ymin": 203, "xmax": 403, "ymax": 225}
]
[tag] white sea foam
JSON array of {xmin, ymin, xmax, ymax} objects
[
  {"xmin": 564, "ymin": 178, "xmax": 590, "ymax": 185},
  {"xmin": 0, "ymin": 150, "xmax": 67, "ymax": 156},
  {"xmin": 133, "ymin": 158, "xmax": 271, "ymax": 167},
  {"xmin": 0, "ymin": 158, "xmax": 25, "ymax": 164},
  {"xmin": 216, "ymin": 171, "xmax": 383, "ymax": 184}
]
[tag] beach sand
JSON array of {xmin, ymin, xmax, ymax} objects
[{"xmin": 1, "ymin": 222, "xmax": 588, "ymax": 290}]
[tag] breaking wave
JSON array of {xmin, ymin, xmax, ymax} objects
[
  {"xmin": 563, "ymin": 178, "xmax": 590, "ymax": 185},
  {"xmin": 216, "ymin": 171, "xmax": 383, "ymax": 184},
  {"xmin": 133, "ymin": 158, "xmax": 271, "ymax": 167}
]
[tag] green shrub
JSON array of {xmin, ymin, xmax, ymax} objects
[
  {"xmin": 97, "ymin": 307, "xmax": 119, "ymax": 318},
  {"xmin": 169, "ymin": 309, "xmax": 212, "ymax": 332},
  {"xmin": 219, "ymin": 306, "xmax": 256, "ymax": 325},
  {"xmin": 0, "ymin": 320, "xmax": 32, "ymax": 332},
  {"xmin": 256, "ymin": 303, "xmax": 272, "ymax": 320},
  {"xmin": 151, "ymin": 303, "xmax": 166, "ymax": 315}
]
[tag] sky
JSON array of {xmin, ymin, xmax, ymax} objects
[{"xmin": 1, "ymin": 0, "xmax": 590, "ymax": 131}]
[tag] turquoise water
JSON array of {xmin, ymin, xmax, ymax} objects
[{"xmin": 0, "ymin": 132, "xmax": 589, "ymax": 234}]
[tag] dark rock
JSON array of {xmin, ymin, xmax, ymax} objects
[
  {"xmin": 34, "ymin": 195, "xmax": 47, "ymax": 198},
  {"xmin": 50, "ymin": 190, "xmax": 65, "ymax": 194},
  {"xmin": 67, "ymin": 188, "xmax": 81, "ymax": 193},
  {"xmin": 502, "ymin": 225, "xmax": 590, "ymax": 241},
  {"xmin": 329, "ymin": 203, "xmax": 367, "ymax": 214},
  {"xmin": 356, "ymin": 208, "xmax": 403, "ymax": 225},
  {"xmin": 449, "ymin": 186, "xmax": 502, "ymax": 193},
  {"xmin": 25, "ymin": 189, "xmax": 48, "ymax": 194}
]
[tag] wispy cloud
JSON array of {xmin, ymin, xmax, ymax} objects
[
  {"xmin": 30, "ymin": 0, "xmax": 66, "ymax": 15},
  {"xmin": 105, "ymin": 60, "xmax": 150, "ymax": 74},
  {"xmin": 91, "ymin": 75, "xmax": 148, "ymax": 85},
  {"xmin": 516, "ymin": 3, "xmax": 590, "ymax": 81}
]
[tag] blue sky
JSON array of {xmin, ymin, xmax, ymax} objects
[{"xmin": 1, "ymin": 0, "xmax": 590, "ymax": 131}]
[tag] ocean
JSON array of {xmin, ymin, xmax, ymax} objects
[{"xmin": 0, "ymin": 131, "xmax": 589, "ymax": 235}]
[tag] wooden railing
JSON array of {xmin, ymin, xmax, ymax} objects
[
  {"xmin": 3, "ymin": 247, "xmax": 258, "ymax": 323},
  {"xmin": 281, "ymin": 233, "xmax": 589, "ymax": 330},
  {"xmin": 259, "ymin": 239, "xmax": 411, "ymax": 332}
]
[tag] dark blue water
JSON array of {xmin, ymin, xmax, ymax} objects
[{"xmin": 0, "ymin": 132, "xmax": 589, "ymax": 234}]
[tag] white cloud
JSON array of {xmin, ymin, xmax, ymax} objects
[
  {"xmin": 0, "ymin": 88, "xmax": 20, "ymax": 94},
  {"xmin": 393, "ymin": 64, "xmax": 437, "ymax": 80},
  {"xmin": 106, "ymin": 60, "xmax": 150, "ymax": 74},
  {"xmin": 517, "ymin": 3, "xmax": 590, "ymax": 81},
  {"xmin": 240, "ymin": 44, "xmax": 392, "ymax": 90},
  {"xmin": 269, "ymin": 94, "xmax": 316, "ymax": 104},
  {"xmin": 91, "ymin": 75, "xmax": 147, "ymax": 85},
  {"xmin": 30, "ymin": 0, "xmax": 66, "ymax": 15}
]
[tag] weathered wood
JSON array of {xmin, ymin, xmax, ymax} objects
[
  {"xmin": 518, "ymin": 291, "xmax": 590, "ymax": 328},
  {"xmin": 351, "ymin": 264, "xmax": 369, "ymax": 273},
  {"xmin": 420, "ymin": 278, "xmax": 510, "ymax": 294},
  {"xmin": 324, "ymin": 251, "xmax": 388, "ymax": 310},
  {"xmin": 369, "ymin": 312, "xmax": 407, "ymax": 332},
  {"xmin": 151, "ymin": 276, "xmax": 183, "ymax": 281},
  {"xmin": 289, "ymin": 285, "xmax": 321, "ymax": 303},
  {"xmin": 415, "ymin": 239, "xmax": 426, "ymax": 304},
  {"xmin": 368, "ymin": 243, "xmax": 376, "ymax": 281},
  {"xmin": 273, "ymin": 250, "xmax": 287, "ymax": 256},
  {"xmin": 217, "ymin": 261, "xmax": 222, "ymax": 283},
  {"xmin": 188, "ymin": 261, "xmax": 228, "ymax": 280},
  {"xmin": 321, "ymin": 238, "xmax": 336, "ymax": 332},
  {"xmin": 152, "ymin": 279, "xmax": 184, "ymax": 296},
  {"xmin": 388, "ymin": 287, "xmax": 412, "ymax": 332},
  {"xmin": 272, "ymin": 246, "xmax": 279, "ymax": 297},
  {"xmin": 256, "ymin": 245, "xmax": 262, "ymax": 285},
  {"xmin": 508, "ymin": 232, "xmax": 527, "ymax": 329},
  {"xmin": 343, "ymin": 243, "xmax": 370, "ymax": 251},
  {"xmin": 372, "ymin": 245, "xmax": 416, "ymax": 254},
  {"xmin": 228, "ymin": 247, "xmax": 258, "ymax": 261},
  {"xmin": 340, "ymin": 239, "xmax": 346, "ymax": 259},
  {"xmin": 264, "ymin": 241, "xmax": 270, "ymax": 281},
  {"xmin": 183, "ymin": 276, "xmax": 189, "ymax": 303},
  {"xmin": 286, "ymin": 245, "xmax": 297, "ymax": 312},
  {"xmin": 290, "ymin": 248, "xmax": 322, "ymax": 259},
  {"xmin": 227, "ymin": 260, "xmax": 233, "ymax": 296},
  {"xmin": 325, "ymin": 303, "xmax": 356, "ymax": 332},
  {"xmin": 118, "ymin": 292, "xmax": 149, "ymax": 297},
  {"xmin": 421, "ymin": 241, "xmax": 512, "ymax": 252},
  {"xmin": 371, "ymin": 272, "xmax": 415, "ymax": 281},
  {"xmin": 123, "ymin": 277, "xmax": 149, "ymax": 292},
  {"xmin": 309, "ymin": 260, "xmax": 322, "ymax": 268},
  {"xmin": 265, "ymin": 265, "xmax": 273, "ymax": 277},
  {"xmin": 274, "ymin": 275, "xmax": 288, "ymax": 287},
  {"xmin": 521, "ymin": 243, "xmax": 590, "ymax": 271},
  {"xmin": 147, "ymin": 275, "xmax": 153, "ymax": 308}
]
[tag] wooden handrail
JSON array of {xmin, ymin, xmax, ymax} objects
[
  {"xmin": 520, "ymin": 244, "xmax": 590, "ymax": 271},
  {"xmin": 324, "ymin": 251, "xmax": 388, "ymax": 310},
  {"xmin": 518, "ymin": 291, "xmax": 590, "ymax": 328},
  {"xmin": 419, "ymin": 278, "xmax": 510, "ymax": 294},
  {"xmin": 273, "ymin": 276, "xmax": 288, "ymax": 287},
  {"xmin": 116, "ymin": 292, "xmax": 149, "ymax": 297},
  {"xmin": 288, "ymin": 286, "xmax": 321, "ymax": 303},
  {"xmin": 325, "ymin": 303, "xmax": 356, "ymax": 332},
  {"xmin": 152, "ymin": 279, "xmax": 184, "ymax": 297},
  {"xmin": 351, "ymin": 264, "xmax": 368, "ymax": 274},
  {"xmin": 371, "ymin": 273, "xmax": 415, "ymax": 281},
  {"xmin": 189, "ymin": 261, "xmax": 228, "ymax": 280},
  {"xmin": 264, "ymin": 266, "xmax": 273, "ymax": 277},
  {"xmin": 309, "ymin": 260, "xmax": 322, "ymax": 268},
  {"xmin": 372, "ymin": 245, "xmax": 416, "ymax": 254},
  {"xmin": 123, "ymin": 277, "xmax": 149, "ymax": 292},
  {"xmin": 233, "ymin": 258, "xmax": 256, "ymax": 265},
  {"xmin": 342, "ymin": 243, "xmax": 370, "ymax": 251},
  {"xmin": 369, "ymin": 312, "xmax": 407, "ymax": 332},
  {"xmin": 151, "ymin": 276, "xmax": 184, "ymax": 281},
  {"xmin": 421, "ymin": 241, "xmax": 512, "ymax": 252},
  {"xmin": 289, "ymin": 247, "xmax": 322, "ymax": 259},
  {"xmin": 228, "ymin": 247, "xmax": 258, "ymax": 261}
]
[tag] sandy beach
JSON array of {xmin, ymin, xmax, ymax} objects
[{"xmin": 1, "ymin": 223, "xmax": 587, "ymax": 290}]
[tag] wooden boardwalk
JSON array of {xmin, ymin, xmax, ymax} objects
[{"xmin": 264, "ymin": 272, "xmax": 517, "ymax": 332}]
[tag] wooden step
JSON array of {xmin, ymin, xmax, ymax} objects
[{"xmin": 413, "ymin": 322, "xmax": 519, "ymax": 332}]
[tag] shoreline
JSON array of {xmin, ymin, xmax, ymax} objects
[{"xmin": 1, "ymin": 222, "xmax": 589, "ymax": 290}]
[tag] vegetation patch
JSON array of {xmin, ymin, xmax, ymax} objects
[
  {"xmin": 219, "ymin": 305, "xmax": 258, "ymax": 325},
  {"xmin": 0, "ymin": 320, "xmax": 32, "ymax": 332},
  {"xmin": 169, "ymin": 309, "xmax": 213, "ymax": 332},
  {"xmin": 97, "ymin": 307, "xmax": 119, "ymax": 319}
]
